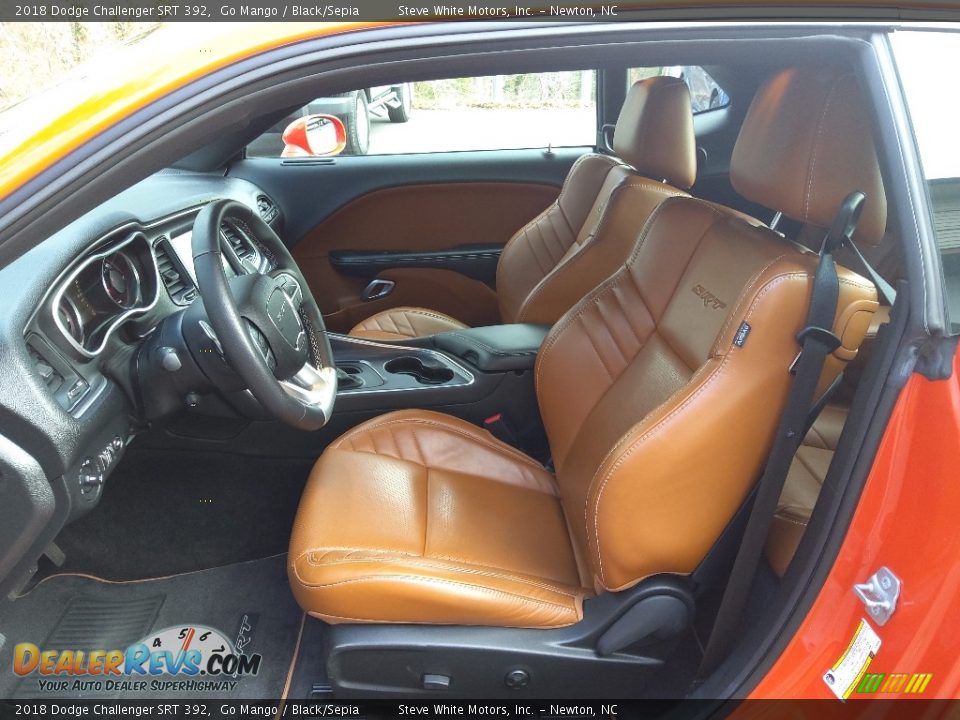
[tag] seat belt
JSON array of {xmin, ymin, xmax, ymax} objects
[
  {"xmin": 845, "ymin": 234, "xmax": 897, "ymax": 306},
  {"xmin": 697, "ymin": 191, "xmax": 868, "ymax": 678}
]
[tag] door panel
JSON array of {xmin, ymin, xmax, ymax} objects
[
  {"xmin": 231, "ymin": 149, "xmax": 581, "ymax": 331},
  {"xmin": 323, "ymin": 267, "xmax": 499, "ymax": 334},
  {"xmin": 291, "ymin": 181, "xmax": 558, "ymax": 330}
]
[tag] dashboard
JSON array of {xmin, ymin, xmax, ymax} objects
[
  {"xmin": 26, "ymin": 185, "xmax": 280, "ymax": 416},
  {"xmin": 0, "ymin": 171, "xmax": 283, "ymax": 594}
]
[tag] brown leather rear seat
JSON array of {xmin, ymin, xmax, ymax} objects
[
  {"xmin": 765, "ymin": 229, "xmax": 901, "ymax": 576},
  {"xmin": 766, "ymin": 403, "xmax": 849, "ymax": 576}
]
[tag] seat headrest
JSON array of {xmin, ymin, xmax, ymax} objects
[
  {"xmin": 613, "ymin": 77, "xmax": 697, "ymax": 189},
  {"xmin": 731, "ymin": 68, "xmax": 887, "ymax": 246}
]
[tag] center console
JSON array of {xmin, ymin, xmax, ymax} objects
[
  {"xmin": 331, "ymin": 334, "xmax": 474, "ymax": 405},
  {"xmin": 330, "ymin": 324, "xmax": 551, "ymax": 456},
  {"xmin": 149, "ymin": 324, "xmax": 553, "ymax": 461}
]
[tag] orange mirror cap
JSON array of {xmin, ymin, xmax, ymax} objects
[{"xmin": 281, "ymin": 114, "xmax": 347, "ymax": 157}]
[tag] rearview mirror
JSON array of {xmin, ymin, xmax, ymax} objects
[{"xmin": 281, "ymin": 114, "xmax": 347, "ymax": 157}]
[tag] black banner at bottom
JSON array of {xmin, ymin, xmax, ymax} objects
[{"xmin": 2, "ymin": 699, "xmax": 960, "ymax": 720}]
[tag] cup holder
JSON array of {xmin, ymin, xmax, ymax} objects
[{"xmin": 384, "ymin": 355, "xmax": 455, "ymax": 385}]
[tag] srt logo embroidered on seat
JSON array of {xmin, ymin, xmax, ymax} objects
[{"xmin": 692, "ymin": 284, "xmax": 727, "ymax": 310}]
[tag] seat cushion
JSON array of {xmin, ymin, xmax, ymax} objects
[
  {"xmin": 288, "ymin": 410, "xmax": 589, "ymax": 627},
  {"xmin": 348, "ymin": 307, "xmax": 468, "ymax": 341}
]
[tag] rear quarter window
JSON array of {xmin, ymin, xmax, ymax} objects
[{"xmin": 893, "ymin": 29, "xmax": 960, "ymax": 333}]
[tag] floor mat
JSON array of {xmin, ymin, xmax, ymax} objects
[
  {"xmin": 0, "ymin": 555, "xmax": 303, "ymax": 700},
  {"xmin": 49, "ymin": 447, "xmax": 314, "ymax": 580}
]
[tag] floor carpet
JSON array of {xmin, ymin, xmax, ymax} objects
[
  {"xmin": 0, "ymin": 555, "xmax": 303, "ymax": 700},
  {"xmin": 48, "ymin": 448, "xmax": 314, "ymax": 580}
]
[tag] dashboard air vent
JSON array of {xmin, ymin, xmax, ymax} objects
[
  {"xmin": 256, "ymin": 194, "xmax": 279, "ymax": 224},
  {"xmin": 154, "ymin": 238, "xmax": 195, "ymax": 305}
]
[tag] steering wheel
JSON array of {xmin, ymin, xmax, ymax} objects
[{"xmin": 191, "ymin": 199, "xmax": 336, "ymax": 431}]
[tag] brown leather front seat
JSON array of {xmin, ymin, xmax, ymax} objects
[
  {"xmin": 289, "ymin": 68, "xmax": 884, "ymax": 627},
  {"xmin": 348, "ymin": 76, "xmax": 697, "ymax": 341}
]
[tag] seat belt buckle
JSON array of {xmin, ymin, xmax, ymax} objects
[
  {"xmin": 483, "ymin": 412, "xmax": 521, "ymax": 447},
  {"xmin": 789, "ymin": 326, "xmax": 842, "ymax": 374}
]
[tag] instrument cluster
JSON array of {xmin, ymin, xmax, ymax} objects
[{"xmin": 53, "ymin": 231, "xmax": 160, "ymax": 356}]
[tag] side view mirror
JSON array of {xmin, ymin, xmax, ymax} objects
[{"xmin": 281, "ymin": 114, "xmax": 347, "ymax": 157}]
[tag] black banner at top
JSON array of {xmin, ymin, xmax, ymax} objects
[
  {"xmin": 3, "ymin": 0, "xmax": 958, "ymax": 23},
  {"xmin": 0, "ymin": 0, "xmax": 635, "ymax": 22}
]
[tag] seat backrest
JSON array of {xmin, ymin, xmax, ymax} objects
[
  {"xmin": 535, "ymin": 68, "xmax": 885, "ymax": 592},
  {"xmin": 496, "ymin": 76, "xmax": 697, "ymax": 326}
]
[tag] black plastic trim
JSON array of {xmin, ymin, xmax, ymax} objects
[
  {"xmin": 432, "ymin": 324, "xmax": 550, "ymax": 373},
  {"xmin": 330, "ymin": 244, "xmax": 502, "ymax": 285},
  {"xmin": 0, "ymin": 434, "xmax": 54, "ymax": 594},
  {"xmin": 325, "ymin": 575, "xmax": 695, "ymax": 699}
]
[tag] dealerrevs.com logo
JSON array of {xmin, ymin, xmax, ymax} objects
[{"xmin": 12, "ymin": 625, "xmax": 262, "ymax": 694}]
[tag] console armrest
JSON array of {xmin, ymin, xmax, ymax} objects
[{"xmin": 433, "ymin": 324, "xmax": 550, "ymax": 372}]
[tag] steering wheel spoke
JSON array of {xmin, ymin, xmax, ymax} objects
[{"xmin": 280, "ymin": 362, "xmax": 337, "ymax": 420}]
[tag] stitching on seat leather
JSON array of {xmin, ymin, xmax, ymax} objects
[
  {"xmin": 496, "ymin": 156, "xmax": 611, "ymax": 304},
  {"xmin": 355, "ymin": 308, "xmax": 466, "ymax": 338},
  {"xmin": 588, "ymin": 271, "xmax": 808, "ymax": 587},
  {"xmin": 516, "ymin": 181, "xmax": 686, "ymax": 324},
  {"xmin": 714, "ymin": 254, "xmax": 790, "ymax": 351},
  {"xmin": 332, "ymin": 416, "xmax": 551, "ymax": 475},
  {"xmin": 589, "ymin": 360, "xmax": 727, "ymax": 587},
  {"xmin": 803, "ymin": 77, "xmax": 843, "ymax": 223},
  {"xmin": 534, "ymin": 194, "xmax": 692, "ymax": 376},
  {"xmin": 302, "ymin": 547, "xmax": 420, "ymax": 561},
  {"xmin": 400, "ymin": 308, "xmax": 468, "ymax": 325},
  {"xmin": 536, "ymin": 266, "xmax": 632, "ymax": 392},
  {"xmin": 290, "ymin": 568, "xmax": 579, "ymax": 613},
  {"xmin": 297, "ymin": 551, "xmax": 583, "ymax": 597},
  {"xmin": 307, "ymin": 609, "xmax": 580, "ymax": 628},
  {"xmin": 792, "ymin": 448, "xmax": 828, "ymax": 488}
]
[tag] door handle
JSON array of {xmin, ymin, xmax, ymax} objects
[{"xmin": 361, "ymin": 279, "xmax": 395, "ymax": 301}]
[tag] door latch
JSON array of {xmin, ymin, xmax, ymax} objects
[
  {"xmin": 361, "ymin": 279, "xmax": 395, "ymax": 301},
  {"xmin": 853, "ymin": 566, "xmax": 901, "ymax": 626}
]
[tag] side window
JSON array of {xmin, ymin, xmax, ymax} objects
[
  {"xmin": 627, "ymin": 66, "xmax": 729, "ymax": 114},
  {"xmin": 893, "ymin": 30, "xmax": 960, "ymax": 333},
  {"xmin": 248, "ymin": 71, "xmax": 596, "ymax": 158}
]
